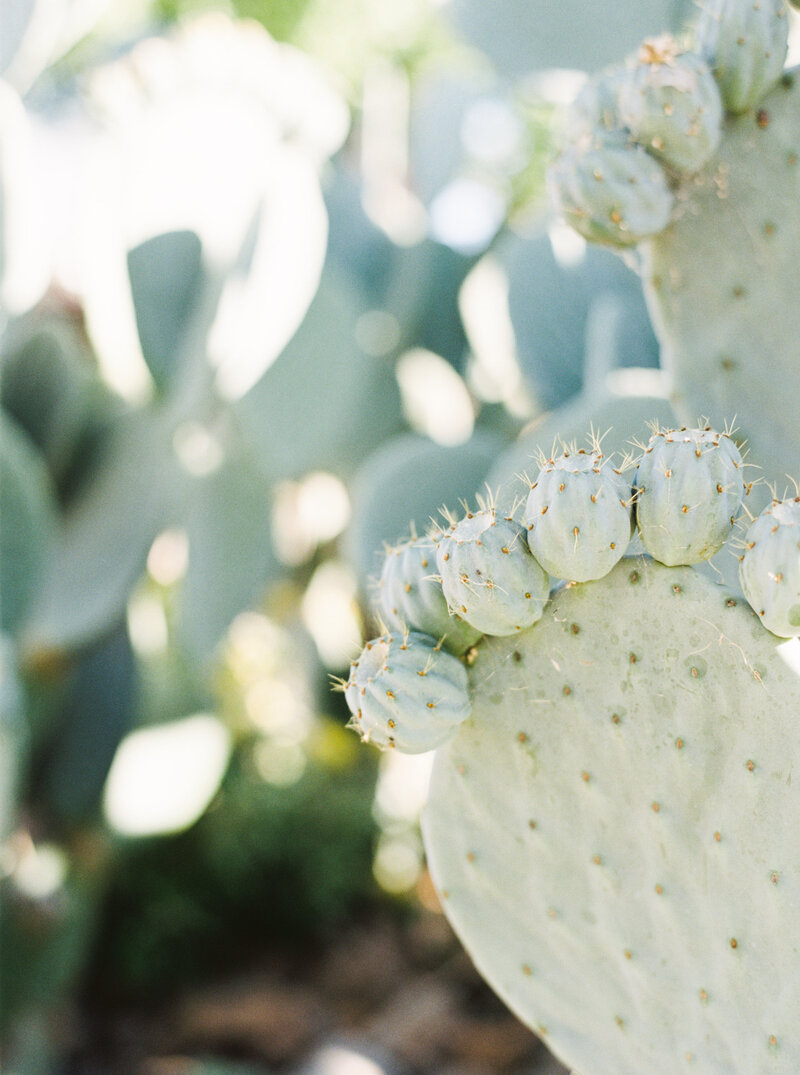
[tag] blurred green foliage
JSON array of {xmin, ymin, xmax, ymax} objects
[{"xmin": 87, "ymin": 730, "xmax": 378, "ymax": 1003}]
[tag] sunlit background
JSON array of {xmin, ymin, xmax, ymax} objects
[{"xmin": 3, "ymin": 0, "xmax": 800, "ymax": 1072}]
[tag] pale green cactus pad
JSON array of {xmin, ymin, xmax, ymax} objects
[
  {"xmin": 422, "ymin": 557, "xmax": 800, "ymax": 1074},
  {"xmin": 641, "ymin": 67, "xmax": 800, "ymax": 476}
]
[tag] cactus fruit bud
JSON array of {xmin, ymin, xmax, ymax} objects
[
  {"xmin": 436, "ymin": 509, "xmax": 550, "ymax": 636},
  {"xmin": 524, "ymin": 449, "xmax": 633, "ymax": 582},
  {"xmin": 694, "ymin": 0, "xmax": 789, "ymax": 115},
  {"xmin": 375, "ymin": 537, "xmax": 483, "ymax": 655},
  {"xmin": 548, "ymin": 134, "xmax": 675, "ymax": 247},
  {"xmin": 344, "ymin": 631, "xmax": 471, "ymax": 753},
  {"xmin": 618, "ymin": 36, "xmax": 724, "ymax": 172},
  {"xmin": 563, "ymin": 64, "xmax": 630, "ymax": 143},
  {"xmin": 634, "ymin": 426, "xmax": 745, "ymax": 565},
  {"xmin": 739, "ymin": 496, "xmax": 800, "ymax": 636}
]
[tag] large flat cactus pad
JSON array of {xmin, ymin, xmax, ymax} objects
[{"xmin": 424, "ymin": 557, "xmax": 800, "ymax": 1074}]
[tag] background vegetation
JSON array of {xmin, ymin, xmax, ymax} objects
[{"xmin": 0, "ymin": 0, "xmax": 694, "ymax": 1070}]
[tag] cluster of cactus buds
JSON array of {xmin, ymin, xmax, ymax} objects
[
  {"xmin": 340, "ymin": 421, "xmax": 800, "ymax": 1074},
  {"xmin": 548, "ymin": 3, "xmax": 791, "ymax": 249},
  {"xmin": 342, "ymin": 423, "xmax": 800, "ymax": 758}
]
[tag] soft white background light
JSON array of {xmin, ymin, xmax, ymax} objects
[{"xmin": 104, "ymin": 713, "xmax": 231, "ymax": 837}]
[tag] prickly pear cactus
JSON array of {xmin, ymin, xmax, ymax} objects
[
  {"xmin": 343, "ymin": 421, "xmax": 800, "ymax": 1074},
  {"xmin": 422, "ymin": 553, "xmax": 800, "ymax": 1074},
  {"xmin": 548, "ymin": 4, "xmax": 800, "ymax": 479}
]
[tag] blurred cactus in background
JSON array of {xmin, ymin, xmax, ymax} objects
[{"xmin": 0, "ymin": 0, "xmax": 699, "ymax": 1070}]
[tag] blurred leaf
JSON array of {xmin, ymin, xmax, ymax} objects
[
  {"xmin": 127, "ymin": 230, "xmax": 205, "ymax": 396},
  {"xmin": 324, "ymin": 166, "xmax": 396, "ymax": 304},
  {"xmin": 445, "ymin": 0, "xmax": 691, "ymax": 79},
  {"xmin": 0, "ymin": 0, "xmax": 115, "ymax": 89},
  {"xmin": 230, "ymin": 0, "xmax": 314, "ymax": 41},
  {"xmin": 1, "ymin": 312, "xmax": 107, "ymax": 490},
  {"xmin": 292, "ymin": 0, "xmax": 454, "ymax": 99},
  {"xmin": 0, "ymin": 0, "xmax": 36, "ymax": 76},
  {"xmin": 345, "ymin": 430, "xmax": 509, "ymax": 594},
  {"xmin": 34, "ymin": 622, "xmax": 137, "ymax": 826},
  {"xmin": 582, "ymin": 290, "xmax": 652, "ymax": 398},
  {"xmin": 409, "ymin": 70, "xmax": 487, "ymax": 205},
  {"xmin": 22, "ymin": 407, "xmax": 185, "ymax": 653},
  {"xmin": 103, "ymin": 713, "xmax": 232, "ymax": 838},
  {"xmin": 177, "ymin": 446, "xmax": 282, "ymax": 662},
  {"xmin": 501, "ymin": 229, "xmax": 659, "ymax": 410},
  {"xmin": 0, "ymin": 413, "xmax": 58, "ymax": 636},
  {"xmin": 325, "ymin": 170, "xmax": 476, "ymax": 366},
  {"xmin": 234, "ymin": 264, "xmax": 404, "ymax": 481},
  {"xmin": 88, "ymin": 739, "xmax": 378, "ymax": 1002},
  {"xmin": 210, "ymin": 151, "xmax": 330, "ymax": 402},
  {"xmin": 1, "ymin": 859, "xmax": 101, "ymax": 1031},
  {"xmin": 82, "ymin": 17, "xmax": 345, "ymax": 403},
  {"xmin": 0, "ymin": 635, "xmax": 28, "ymax": 841},
  {"xmin": 387, "ymin": 239, "xmax": 477, "ymax": 369}
]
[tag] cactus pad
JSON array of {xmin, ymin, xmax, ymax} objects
[
  {"xmin": 423, "ymin": 556, "xmax": 800, "ymax": 1074},
  {"xmin": 641, "ymin": 67, "xmax": 800, "ymax": 475}
]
